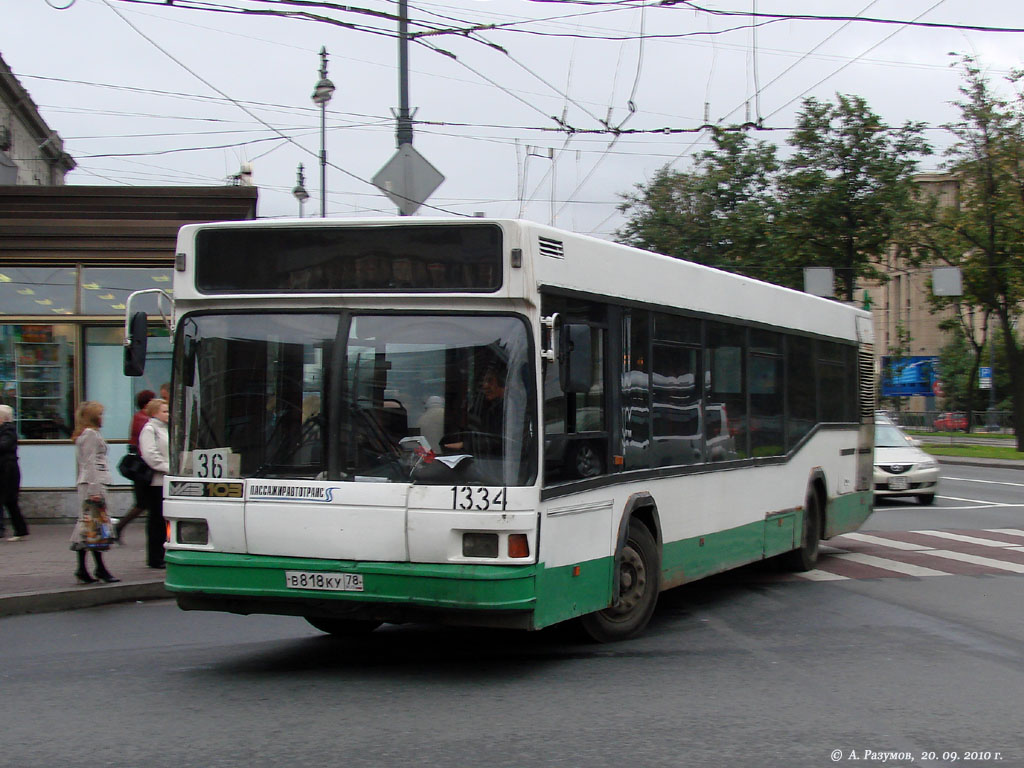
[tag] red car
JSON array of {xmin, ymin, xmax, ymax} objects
[{"xmin": 934, "ymin": 412, "xmax": 968, "ymax": 431}]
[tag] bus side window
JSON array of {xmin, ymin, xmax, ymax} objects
[
  {"xmin": 708, "ymin": 322, "xmax": 748, "ymax": 460},
  {"xmin": 543, "ymin": 322, "xmax": 607, "ymax": 483}
]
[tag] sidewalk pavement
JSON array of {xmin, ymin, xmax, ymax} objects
[
  {"xmin": 0, "ymin": 521, "xmax": 168, "ymax": 619},
  {"xmin": 1, "ymin": 455, "xmax": 1020, "ymax": 619}
]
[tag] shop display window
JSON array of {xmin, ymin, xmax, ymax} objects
[{"xmin": 0, "ymin": 324, "xmax": 76, "ymax": 439}]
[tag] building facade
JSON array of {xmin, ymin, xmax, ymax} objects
[
  {"xmin": 0, "ymin": 53, "xmax": 75, "ymax": 185},
  {"xmin": 1, "ymin": 53, "xmax": 259, "ymax": 520},
  {"xmin": 863, "ymin": 173, "xmax": 965, "ymax": 409}
]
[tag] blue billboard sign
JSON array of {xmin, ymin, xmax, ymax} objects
[{"xmin": 881, "ymin": 356, "xmax": 938, "ymax": 397}]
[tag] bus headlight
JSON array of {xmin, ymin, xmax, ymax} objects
[
  {"xmin": 462, "ymin": 532, "xmax": 498, "ymax": 558},
  {"xmin": 178, "ymin": 520, "xmax": 209, "ymax": 546}
]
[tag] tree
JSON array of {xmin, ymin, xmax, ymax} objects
[
  {"xmin": 616, "ymin": 130, "xmax": 798, "ymax": 286},
  {"xmin": 618, "ymin": 96, "xmax": 931, "ymax": 300},
  {"xmin": 777, "ymin": 94, "xmax": 932, "ymax": 301},
  {"xmin": 928, "ymin": 57, "xmax": 1024, "ymax": 448},
  {"xmin": 935, "ymin": 320, "xmax": 989, "ymax": 415}
]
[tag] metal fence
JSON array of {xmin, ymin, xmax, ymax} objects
[{"xmin": 883, "ymin": 410, "xmax": 1015, "ymax": 433}]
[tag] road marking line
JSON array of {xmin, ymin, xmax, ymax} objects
[
  {"xmin": 935, "ymin": 495, "xmax": 1002, "ymax": 505},
  {"xmin": 925, "ymin": 550, "xmax": 1024, "ymax": 573},
  {"xmin": 839, "ymin": 533, "xmax": 931, "ymax": 551},
  {"xmin": 944, "ymin": 477, "xmax": 1024, "ymax": 488},
  {"xmin": 832, "ymin": 552, "xmax": 950, "ymax": 577},
  {"xmin": 794, "ymin": 569, "xmax": 849, "ymax": 581},
  {"xmin": 992, "ymin": 529, "xmax": 1024, "ymax": 537},
  {"xmin": 915, "ymin": 530, "xmax": 1017, "ymax": 547}
]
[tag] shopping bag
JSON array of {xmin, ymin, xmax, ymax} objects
[{"xmin": 81, "ymin": 497, "xmax": 114, "ymax": 550}]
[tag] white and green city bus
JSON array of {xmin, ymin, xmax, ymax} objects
[{"xmin": 125, "ymin": 218, "xmax": 874, "ymax": 641}]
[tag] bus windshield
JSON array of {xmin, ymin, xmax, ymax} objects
[{"xmin": 173, "ymin": 312, "xmax": 535, "ymax": 486}]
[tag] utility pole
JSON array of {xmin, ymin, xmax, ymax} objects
[
  {"xmin": 396, "ymin": 0, "xmax": 414, "ymax": 150},
  {"xmin": 372, "ymin": 0, "xmax": 444, "ymax": 215}
]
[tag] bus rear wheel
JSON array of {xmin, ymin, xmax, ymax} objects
[
  {"xmin": 781, "ymin": 488, "xmax": 821, "ymax": 572},
  {"xmin": 580, "ymin": 521, "xmax": 660, "ymax": 642},
  {"xmin": 305, "ymin": 617, "xmax": 382, "ymax": 636}
]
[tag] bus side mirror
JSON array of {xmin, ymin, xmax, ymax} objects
[
  {"xmin": 560, "ymin": 323, "xmax": 592, "ymax": 394},
  {"xmin": 124, "ymin": 311, "xmax": 148, "ymax": 377}
]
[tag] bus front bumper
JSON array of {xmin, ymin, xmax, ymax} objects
[{"xmin": 165, "ymin": 550, "xmax": 540, "ymax": 630}]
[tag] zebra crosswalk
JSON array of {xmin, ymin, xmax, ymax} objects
[{"xmin": 792, "ymin": 528, "xmax": 1024, "ymax": 582}]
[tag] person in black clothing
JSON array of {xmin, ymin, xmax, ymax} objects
[
  {"xmin": 475, "ymin": 366, "xmax": 506, "ymax": 439},
  {"xmin": 114, "ymin": 389, "xmax": 155, "ymax": 542},
  {"xmin": 443, "ymin": 364, "xmax": 507, "ymax": 457},
  {"xmin": 0, "ymin": 404, "xmax": 29, "ymax": 541}
]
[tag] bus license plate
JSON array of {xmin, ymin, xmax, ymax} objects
[
  {"xmin": 888, "ymin": 477, "xmax": 910, "ymax": 491},
  {"xmin": 285, "ymin": 571, "xmax": 364, "ymax": 592}
]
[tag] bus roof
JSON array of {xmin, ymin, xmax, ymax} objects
[{"xmin": 176, "ymin": 217, "xmax": 871, "ymax": 343}]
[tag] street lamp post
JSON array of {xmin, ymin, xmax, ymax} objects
[
  {"xmin": 311, "ymin": 46, "xmax": 335, "ymax": 218},
  {"xmin": 292, "ymin": 163, "xmax": 309, "ymax": 217}
]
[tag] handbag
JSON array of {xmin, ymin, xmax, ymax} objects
[{"xmin": 118, "ymin": 448, "xmax": 154, "ymax": 484}]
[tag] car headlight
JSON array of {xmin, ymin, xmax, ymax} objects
[{"xmin": 917, "ymin": 460, "xmax": 938, "ymax": 470}]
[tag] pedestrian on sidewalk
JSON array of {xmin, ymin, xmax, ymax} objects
[
  {"xmin": 70, "ymin": 401, "xmax": 120, "ymax": 584},
  {"xmin": 139, "ymin": 397, "xmax": 169, "ymax": 569},
  {"xmin": 0, "ymin": 404, "xmax": 29, "ymax": 542},
  {"xmin": 114, "ymin": 389, "xmax": 155, "ymax": 542}
]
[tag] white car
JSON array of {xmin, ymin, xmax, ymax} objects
[{"xmin": 874, "ymin": 423, "xmax": 940, "ymax": 505}]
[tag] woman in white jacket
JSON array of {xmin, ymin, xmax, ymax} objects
[{"xmin": 139, "ymin": 397, "xmax": 169, "ymax": 569}]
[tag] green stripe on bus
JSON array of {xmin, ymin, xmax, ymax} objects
[
  {"xmin": 165, "ymin": 492, "xmax": 871, "ymax": 630},
  {"xmin": 532, "ymin": 556, "xmax": 615, "ymax": 629},
  {"xmin": 825, "ymin": 490, "xmax": 873, "ymax": 539},
  {"xmin": 662, "ymin": 520, "xmax": 767, "ymax": 585}
]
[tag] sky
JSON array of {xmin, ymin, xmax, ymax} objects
[{"xmin": 5, "ymin": 0, "xmax": 1024, "ymax": 238}]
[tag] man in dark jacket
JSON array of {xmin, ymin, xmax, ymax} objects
[{"xmin": 0, "ymin": 404, "xmax": 29, "ymax": 541}]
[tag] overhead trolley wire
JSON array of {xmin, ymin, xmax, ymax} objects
[{"xmin": 99, "ymin": 0, "xmax": 472, "ymax": 217}]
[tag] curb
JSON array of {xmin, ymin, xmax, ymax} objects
[
  {"xmin": 0, "ymin": 581, "xmax": 170, "ymax": 619},
  {"xmin": 934, "ymin": 456, "xmax": 1024, "ymax": 471}
]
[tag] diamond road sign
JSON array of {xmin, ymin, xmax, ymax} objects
[{"xmin": 372, "ymin": 144, "xmax": 444, "ymax": 216}]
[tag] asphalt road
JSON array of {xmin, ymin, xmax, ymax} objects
[{"xmin": 2, "ymin": 464, "xmax": 1022, "ymax": 768}]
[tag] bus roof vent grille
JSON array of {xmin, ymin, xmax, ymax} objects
[
  {"xmin": 858, "ymin": 343, "xmax": 876, "ymax": 422},
  {"xmin": 538, "ymin": 236, "xmax": 565, "ymax": 259}
]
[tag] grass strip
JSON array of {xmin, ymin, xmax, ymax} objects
[{"xmin": 922, "ymin": 443, "xmax": 1024, "ymax": 461}]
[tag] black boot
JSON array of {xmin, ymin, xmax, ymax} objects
[
  {"xmin": 75, "ymin": 551, "xmax": 97, "ymax": 584},
  {"xmin": 92, "ymin": 552, "xmax": 121, "ymax": 584}
]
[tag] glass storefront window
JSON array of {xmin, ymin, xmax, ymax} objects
[
  {"xmin": 0, "ymin": 268, "xmax": 77, "ymax": 315},
  {"xmin": 84, "ymin": 326, "xmax": 172, "ymax": 440},
  {"xmin": 0, "ymin": 267, "xmax": 171, "ymax": 317},
  {"xmin": 81, "ymin": 268, "xmax": 172, "ymax": 315},
  {"xmin": 0, "ymin": 324, "xmax": 76, "ymax": 439}
]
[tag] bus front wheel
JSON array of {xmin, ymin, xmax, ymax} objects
[
  {"xmin": 305, "ymin": 617, "xmax": 382, "ymax": 636},
  {"xmin": 580, "ymin": 521, "xmax": 660, "ymax": 642}
]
